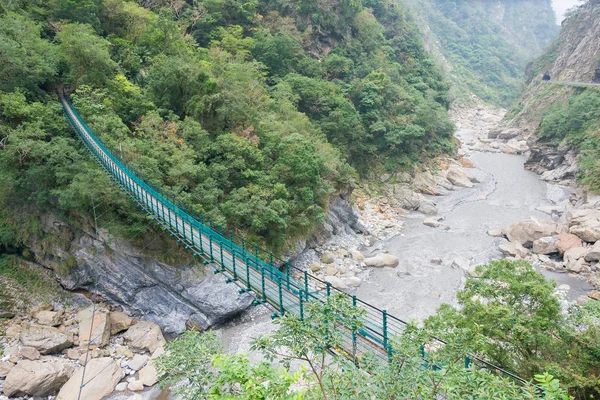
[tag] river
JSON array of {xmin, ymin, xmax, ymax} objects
[
  {"xmin": 356, "ymin": 128, "xmax": 594, "ymax": 321},
  {"xmin": 218, "ymin": 126, "xmax": 595, "ymax": 355}
]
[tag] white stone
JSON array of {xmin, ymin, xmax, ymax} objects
[
  {"xmin": 364, "ymin": 253, "xmax": 399, "ymax": 268},
  {"xmin": 127, "ymin": 354, "xmax": 149, "ymax": 371}
]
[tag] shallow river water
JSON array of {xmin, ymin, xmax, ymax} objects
[{"xmin": 356, "ymin": 128, "xmax": 594, "ymax": 321}]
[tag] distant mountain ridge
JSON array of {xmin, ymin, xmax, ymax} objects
[{"xmin": 407, "ymin": 0, "xmax": 559, "ymax": 106}]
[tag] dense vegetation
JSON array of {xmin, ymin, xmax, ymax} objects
[
  {"xmin": 537, "ymin": 87, "xmax": 600, "ymax": 190},
  {"xmin": 409, "ymin": 0, "xmax": 558, "ymax": 106},
  {"xmin": 156, "ymin": 261, "xmax": 597, "ymax": 398},
  {"xmin": 0, "ymin": 0, "xmax": 454, "ymax": 252}
]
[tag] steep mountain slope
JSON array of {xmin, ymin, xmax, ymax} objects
[
  {"xmin": 407, "ymin": 0, "xmax": 559, "ymax": 106},
  {"xmin": 501, "ymin": 0, "xmax": 600, "ymax": 189}
]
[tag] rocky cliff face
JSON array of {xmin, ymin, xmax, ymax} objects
[
  {"xmin": 27, "ymin": 214, "xmax": 254, "ymax": 334},
  {"xmin": 498, "ymin": 0, "xmax": 600, "ymax": 184}
]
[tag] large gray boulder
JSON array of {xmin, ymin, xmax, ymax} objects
[
  {"xmin": 585, "ymin": 241, "xmax": 600, "ymax": 262},
  {"xmin": 3, "ymin": 358, "xmax": 75, "ymax": 397},
  {"xmin": 532, "ymin": 237, "xmax": 558, "ymax": 255},
  {"xmin": 446, "ymin": 165, "xmax": 473, "ymax": 188},
  {"xmin": 124, "ymin": 321, "xmax": 166, "ymax": 353},
  {"xmin": 413, "ymin": 170, "xmax": 443, "ymax": 195},
  {"xmin": 502, "ymin": 218, "xmax": 559, "ymax": 248},
  {"xmin": 364, "ymin": 253, "xmax": 399, "ymax": 268},
  {"xmin": 392, "ymin": 186, "xmax": 424, "ymax": 211},
  {"xmin": 564, "ymin": 247, "xmax": 590, "ymax": 273},
  {"xmin": 499, "ymin": 241, "xmax": 530, "ymax": 258},
  {"xmin": 20, "ymin": 325, "xmax": 72, "ymax": 355},
  {"xmin": 567, "ymin": 209, "xmax": 600, "ymax": 243},
  {"xmin": 57, "ymin": 358, "xmax": 122, "ymax": 400}
]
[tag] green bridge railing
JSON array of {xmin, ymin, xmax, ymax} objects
[{"xmin": 59, "ymin": 92, "xmax": 528, "ymax": 385}]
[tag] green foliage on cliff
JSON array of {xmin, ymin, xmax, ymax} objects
[
  {"xmin": 409, "ymin": 0, "xmax": 558, "ymax": 107},
  {"xmin": 538, "ymin": 88, "xmax": 600, "ymax": 191},
  {"xmin": 0, "ymin": 0, "xmax": 453, "ymax": 251}
]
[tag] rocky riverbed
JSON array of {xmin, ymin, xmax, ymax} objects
[
  {"xmin": 218, "ymin": 100, "xmax": 600, "ymax": 354},
  {"xmin": 0, "ymin": 302, "xmax": 166, "ymax": 400}
]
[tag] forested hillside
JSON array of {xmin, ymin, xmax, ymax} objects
[
  {"xmin": 0, "ymin": 0, "xmax": 454, "ymax": 252},
  {"xmin": 408, "ymin": 0, "xmax": 558, "ymax": 106}
]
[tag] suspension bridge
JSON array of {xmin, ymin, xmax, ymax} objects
[{"xmin": 59, "ymin": 92, "xmax": 528, "ymax": 385}]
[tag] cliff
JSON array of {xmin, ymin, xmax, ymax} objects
[{"xmin": 499, "ymin": 0, "xmax": 600, "ymax": 189}]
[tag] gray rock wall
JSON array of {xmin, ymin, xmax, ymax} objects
[{"xmin": 27, "ymin": 214, "xmax": 254, "ymax": 334}]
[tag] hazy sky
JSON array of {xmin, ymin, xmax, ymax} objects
[{"xmin": 552, "ymin": 0, "xmax": 583, "ymax": 23}]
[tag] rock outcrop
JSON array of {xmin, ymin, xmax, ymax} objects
[
  {"xmin": 124, "ymin": 321, "xmax": 166, "ymax": 353},
  {"xmin": 502, "ymin": 218, "xmax": 560, "ymax": 248},
  {"xmin": 28, "ymin": 214, "xmax": 254, "ymax": 334},
  {"xmin": 20, "ymin": 324, "xmax": 72, "ymax": 355},
  {"xmin": 567, "ymin": 209, "xmax": 600, "ymax": 243},
  {"xmin": 57, "ymin": 357, "xmax": 123, "ymax": 400},
  {"xmin": 3, "ymin": 358, "xmax": 75, "ymax": 397}
]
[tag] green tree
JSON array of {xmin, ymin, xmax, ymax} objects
[
  {"xmin": 56, "ymin": 23, "xmax": 118, "ymax": 88},
  {"xmin": 0, "ymin": 13, "xmax": 58, "ymax": 92}
]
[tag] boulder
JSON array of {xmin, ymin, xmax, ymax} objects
[
  {"xmin": 532, "ymin": 237, "xmax": 558, "ymax": 255},
  {"xmin": 78, "ymin": 306, "xmax": 111, "ymax": 347},
  {"xmin": 320, "ymin": 251, "xmax": 335, "ymax": 264},
  {"xmin": 20, "ymin": 325, "xmax": 72, "ymax": 355},
  {"xmin": 127, "ymin": 354, "xmax": 149, "ymax": 371},
  {"xmin": 413, "ymin": 170, "xmax": 442, "ymax": 195},
  {"xmin": 364, "ymin": 253, "xmax": 399, "ymax": 268},
  {"xmin": 324, "ymin": 276, "xmax": 348, "ymax": 289},
  {"xmin": 392, "ymin": 186, "xmax": 423, "ymax": 210},
  {"xmin": 343, "ymin": 277, "xmax": 362, "ymax": 288},
  {"xmin": 110, "ymin": 312, "xmax": 133, "ymax": 335},
  {"xmin": 487, "ymin": 229, "xmax": 503, "ymax": 237},
  {"xmin": 584, "ymin": 241, "xmax": 600, "ymax": 262},
  {"xmin": 139, "ymin": 360, "xmax": 159, "ymax": 387},
  {"xmin": 588, "ymin": 291, "xmax": 600, "ymax": 301},
  {"xmin": 564, "ymin": 247, "xmax": 589, "ymax": 262},
  {"xmin": 57, "ymin": 358, "xmax": 122, "ymax": 400},
  {"xmin": 20, "ymin": 346, "xmax": 41, "ymax": 361},
  {"xmin": 451, "ymin": 258, "xmax": 475, "ymax": 275},
  {"xmin": 115, "ymin": 382, "xmax": 128, "ymax": 391},
  {"xmin": 556, "ymin": 233, "xmax": 583, "ymax": 254},
  {"xmin": 502, "ymin": 218, "xmax": 559, "ymax": 247},
  {"xmin": 124, "ymin": 321, "xmax": 166, "ymax": 353},
  {"xmin": 418, "ymin": 199, "xmax": 437, "ymax": 215},
  {"xmin": 36, "ymin": 310, "xmax": 63, "ymax": 327},
  {"xmin": 128, "ymin": 380, "xmax": 144, "ymax": 391},
  {"xmin": 423, "ymin": 218, "xmax": 442, "ymax": 228},
  {"xmin": 30, "ymin": 303, "xmax": 53, "ymax": 314},
  {"xmin": 3, "ymin": 358, "xmax": 75, "ymax": 397},
  {"xmin": 499, "ymin": 241, "xmax": 530, "ymax": 258},
  {"xmin": 502, "ymin": 139, "xmax": 528, "ymax": 154},
  {"xmin": 567, "ymin": 209, "xmax": 600, "ymax": 243},
  {"xmin": 446, "ymin": 165, "xmax": 473, "ymax": 188},
  {"xmin": 0, "ymin": 361, "xmax": 14, "ymax": 378},
  {"xmin": 350, "ymin": 250, "xmax": 364, "ymax": 261},
  {"xmin": 564, "ymin": 247, "xmax": 589, "ymax": 273}
]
